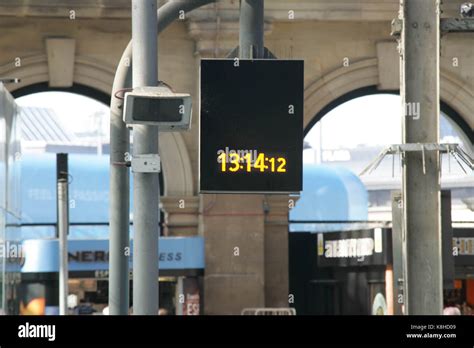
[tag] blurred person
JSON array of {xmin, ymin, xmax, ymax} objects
[
  {"xmin": 158, "ymin": 308, "xmax": 169, "ymax": 315},
  {"xmin": 443, "ymin": 302, "xmax": 461, "ymax": 315},
  {"xmin": 461, "ymin": 302, "xmax": 473, "ymax": 315},
  {"xmin": 73, "ymin": 298, "xmax": 96, "ymax": 315}
]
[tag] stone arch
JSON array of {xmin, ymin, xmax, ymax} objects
[
  {"xmin": 304, "ymin": 58, "xmax": 474, "ymax": 146},
  {"xmin": 0, "ymin": 54, "xmax": 194, "ymax": 196},
  {"xmin": 304, "ymin": 58, "xmax": 379, "ymax": 128}
]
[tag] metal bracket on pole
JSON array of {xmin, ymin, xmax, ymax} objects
[
  {"xmin": 226, "ymin": 46, "xmax": 277, "ymax": 59},
  {"xmin": 441, "ymin": 18, "xmax": 474, "ymax": 33},
  {"xmin": 391, "ymin": 18, "xmax": 474, "ymax": 37},
  {"xmin": 421, "ymin": 144, "xmax": 426, "ymax": 175},
  {"xmin": 0, "ymin": 78, "xmax": 20, "ymax": 84},
  {"xmin": 360, "ymin": 143, "xmax": 474, "ymax": 176},
  {"xmin": 391, "ymin": 18, "xmax": 403, "ymax": 38}
]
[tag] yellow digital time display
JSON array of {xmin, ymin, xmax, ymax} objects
[
  {"xmin": 217, "ymin": 152, "xmax": 287, "ymax": 173},
  {"xmin": 200, "ymin": 59, "xmax": 303, "ymax": 193}
]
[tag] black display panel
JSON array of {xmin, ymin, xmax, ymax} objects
[
  {"xmin": 200, "ymin": 59, "xmax": 303, "ymax": 193},
  {"xmin": 132, "ymin": 97, "xmax": 183, "ymax": 122}
]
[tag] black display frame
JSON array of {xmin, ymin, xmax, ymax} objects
[{"xmin": 199, "ymin": 58, "xmax": 304, "ymax": 193}]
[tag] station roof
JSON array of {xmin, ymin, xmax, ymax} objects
[
  {"xmin": 289, "ymin": 164, "xmax": 368, "ymax": 233},
  {"xmin": 20, "ymin": 106, "xmax": 77, "ymax": 144}
]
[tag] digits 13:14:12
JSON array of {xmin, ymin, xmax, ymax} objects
[{"xmin": 217, "ymin": 152, "xmax": 286, "ymax": 173}]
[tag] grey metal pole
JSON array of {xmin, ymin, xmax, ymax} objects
[
  {"xmin": 109, "ymin": 0, "xmax": 215, "ymax": 315},
  {"xmin": 239, "ymin": 0, "xmax": 264, "ymax": 58},
  {"xmin": 132, "ymin": 0, "xmax": 159, "ymax": 315},
  {"xmin": 400, "ymin": 0, "xmax": 443, "ymax": 314},
  {"xmin": 108, "ymin": 63, "xmax": 131, "ymax": 315},
  {"xmin": 58, "ymin": 181, "xmax": 68, "ymax": 315},
  {"xmin": 57, "ymin": 154, "xmax": 69, "ymax": 315},
  {"xmin": 175, "ymin": 276, "xmax": 184, "ymax": 315},
  {"xmin": 441, "ymin": 190, "xmax": 455, "ymax": 291},
  {"xmin": 390, "ymin": 191, "xmax": 404, "ymax": 315}
]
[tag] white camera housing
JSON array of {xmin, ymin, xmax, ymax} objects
[{"xmin": 123, "ymin": 86, "xmax": 192, "ymax": 131}]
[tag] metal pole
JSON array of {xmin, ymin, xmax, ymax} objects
[
  {"xmin": 109, "ymin": 0, "xmax": 215, "ymax": 316},
  {"xmin": 400, "ymin": 0, "xmax": 442, "ymax": 314},
  {"xmin": 391, "ymin": 191, "xmax": 404, "ymax": 315},
  {"xmin": 176, "ymin": 276, "xmax": 184, "ymax": 315},
  {"xmin": 57, "ymin": 153, "xmax": 69, "ymax": 315},
  {"xmin": 239, "ymin": 0, "xmax": 264, "ymax": 59},
  {"xmin": 441, "ymin": 190, "xmax": 455, "ymax": 291},
  {"xmin": 132, "ymin": 0, "xmax": 159, "ymax": 315},
  {"xmin": 108, "ymin": 70, "xmax": 131, "ymax": 316}
]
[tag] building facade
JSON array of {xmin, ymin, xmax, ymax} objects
[{"xmin": 0, "ymin": 0, "xmax": 473, "ymax": 314}]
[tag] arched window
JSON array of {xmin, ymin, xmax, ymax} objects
[
  {"xmin": 13, "ymin": 84, "xmax": 164, "ymax": 239},
  {"xmin": 304, "ymin": 91, "xmax": 473, "ymax": 223}
]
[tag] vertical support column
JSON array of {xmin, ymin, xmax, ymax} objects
[
  {"xmin": 239, "ymin": 0, "xmax": 264, "ymax": 59},
  {"xmin": 391, "ymin": 191, "xmax": 404, "ymax": 315},
  {"xmin": 441, "ymin": 190, "xmax": 455, "ymax": 290},
  {"xmin": 132, "ymin": 0, "xmax": 160, "ymax": 315},
  {"xmin": 202, "ymin": 0, "xmax": 268, "ymax": 315},
  {"xmin": 175, "ymin": 276, "xmax": 184, "ymax": 315},
  {"xmin": 400, "ymin": 0, "xmax": 442, "ymax": 314},
  {"xmin": 202, "ymin": 195, "xmax": 265, "ymax": 314},
  {"xmin": 241, "ymin": 0, "xmax": 268, "ymax": 308},
  {"xmin": 109, "ymin": 72, "xmax": 131, "ymax": 315},
  {"xmin": 241, "ymin": 1, "xmax": 267, "ymax": 297},
  {"xmin": 264, "ymin": 196, "xmax": 290, "ymax": 307},
  {"xmin": 57, "ymin": 153, "xmax": 69, "ymax": 315},
  {"xmin": 109, "ymin": 0, "xmax": 215, "ymax": 316}
]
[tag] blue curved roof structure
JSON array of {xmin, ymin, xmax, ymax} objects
[
  {"xmin": 21, "ymin": 153, "xmax": 135, "ymax": 239},
  {"xmin": 289, "ymin": 164, "xmax": 368, "ymax": 233},
  {"xmin": 21, "ymin": 153, "xmax": 125, "ymax": 224}
]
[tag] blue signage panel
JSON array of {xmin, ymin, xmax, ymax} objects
[{"xmin": 21, "ymin": 236, "xmax": 205, "ymax": 273}]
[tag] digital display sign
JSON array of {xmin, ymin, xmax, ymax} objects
[
  {"xmin": 132, "ymin": 97, "xmax": 183, "ymax": 122},
  {"xmin": 200, "ymin": 59, "xmax": 304, "ymax": 193}
]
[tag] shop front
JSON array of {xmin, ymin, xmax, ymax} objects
[
  {"xmin": 290, "ymin": 226, "xmax": 474, "ymax": 315},
  {"xmin": 20, "ymin": 236, "xmax": 204, "ymax": 315},
  {"xmin": 447, "ymin": 228, "xmax": 474, "ymax": 314},
  {"xmin": 289, "ymin": 228, "xmax": 393, "ymax": 315}
]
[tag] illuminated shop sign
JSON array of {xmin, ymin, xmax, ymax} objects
[
  {"xmin": 21, "ymin": 237, "xmax": 205, "ymax": 273},
  {"xmin": 452, "ymin": 229, "xmax": 474, "ymax": 266},
  {"xmin": 317, "ymin": 229, "xmax": 392, "ymax": 267},
  {"xmin": 453, "ymin": 237, "xmax": 474, "ymax": 256}
]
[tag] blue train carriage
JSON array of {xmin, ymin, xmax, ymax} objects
[{"xmin": 0, "ymin": 82, "xmax": 22, "ymax": 315}]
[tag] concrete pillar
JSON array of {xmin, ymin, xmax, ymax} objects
[
  {"xmin": 264, "ymin": 195, "xmax": 290, "ymax": 307},
  {"xmin": 161, "ymin": 196, "xmax": 199, "ymax": 237},
  {"xmin": 202, "ymin": 194, "xmax": 265, "ymax": 314},
  {"xmin": 400, "ymin": 0, "xmax": 443, "ymax": 314}
]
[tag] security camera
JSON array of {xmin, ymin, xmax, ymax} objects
[
  {"xmin": 123, "ymin": 85, "xmax": 192, "ymax": 131},
  {"xmin": 460, "ymin": 2, "xmax": 473, "ymax": 18}
]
